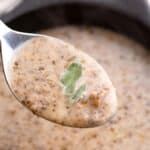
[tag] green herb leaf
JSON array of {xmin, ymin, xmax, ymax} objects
[
  {"xmin": 61, "ymin": 62, "xmax": 82, "ymax": 94},
  {"xmin": 69, "ymin": 84, "xmax": 86, "ymax": 104},
  {"xmin": 61, "ymin": 62, "xmax": 86, "ymax": 104}
]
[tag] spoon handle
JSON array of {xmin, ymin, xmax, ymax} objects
[{"xmin": 0, "ymin": 20, "xmax": 11, "ymax": 38}]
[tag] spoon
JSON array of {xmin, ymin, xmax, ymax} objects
[{"xmin": 0, "ymin": 20, "xmax": 117, "ymax": 128}]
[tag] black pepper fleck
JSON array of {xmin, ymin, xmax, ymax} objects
[
  {"xmin": 14, "ymin": 61, "xmax": 19, "ymax": 66},
  {"xmin": 52, "ymin": 60, "xmax": 56, "ymax": 65},
  {"xmin": 38, "ymin": 66, "xmax": 45, "ymax": 70}
]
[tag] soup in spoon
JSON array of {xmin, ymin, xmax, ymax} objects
[{"xmin": 7, "ymin": 36, "xmax": 117, "ymax": 127}]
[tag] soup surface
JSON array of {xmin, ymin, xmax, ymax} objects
[
  {"xmin": 8, "ymin": 36, "xmax": 117, "ymax": 127},
  {"xmin": 0, "ymin": 26, "xmax": 149, "ymax": 150}
]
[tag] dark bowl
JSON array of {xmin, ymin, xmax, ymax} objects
[{"xmin": 0, "ymin": 0, "xmax": 150, "ymax": 49}]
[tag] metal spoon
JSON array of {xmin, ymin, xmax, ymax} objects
[
  {"xmin": 0, "ymin": 20, "xmax": 117, "ymax": 128},
  {"xmin": 0, "ymin": 20, "xmax": 50, "ymax": 81}
]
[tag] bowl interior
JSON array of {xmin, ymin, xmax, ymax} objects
[{"xmin": 7, "ymin": 3, "xmax": 150, "ymax": 49}]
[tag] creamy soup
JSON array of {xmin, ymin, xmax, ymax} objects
[
  {"xmin": 8, "ymin": 36, "xmax": 117, "ymax": 127},
  {"xmin": 0, "ymin": 26, "xmax": 149, "ymax": 150}
]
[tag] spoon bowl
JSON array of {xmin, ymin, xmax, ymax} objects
[{"xmin": 0, "ymin": 20, "xmax": 117, "ymax": 128}]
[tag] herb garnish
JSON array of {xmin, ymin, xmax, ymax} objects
[
  {"xmin": 61, "ymin": 62, "xmax": 86, "ymax": 104},
  {"xmin": 61, "ymin": 62, "xmax": 82, "ymax": 94},
  {"xmin": 69, "ymin": 84, "xmax": 86, "ymax": 104}
]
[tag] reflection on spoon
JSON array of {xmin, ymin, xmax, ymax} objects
[{"xmin": 0, "ymin": 20, "xmax": 117, "ymax": 128}]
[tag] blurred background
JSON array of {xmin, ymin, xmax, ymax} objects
[
  {"xmin": 0, "ymin": 0, "xmax": 150, "ymax": 26},
  {"xmin": 0, "ymin": 0, "xmax": 149, "ymax": 48}
]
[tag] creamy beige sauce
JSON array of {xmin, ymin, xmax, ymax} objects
[
  {"xmin": 0, "ymin": 26, "xmax": 149, "ymax": 149},
  {"xmin": 8, "ymin": 36, "xmax": 117, "ymax": 127}
]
